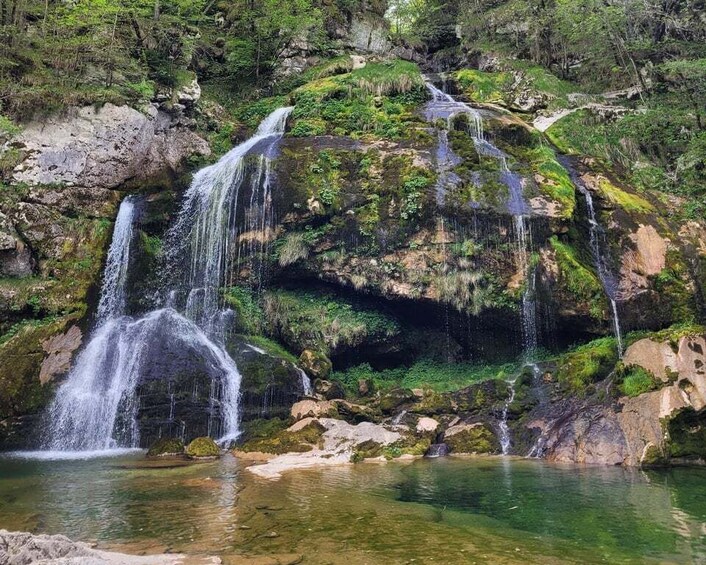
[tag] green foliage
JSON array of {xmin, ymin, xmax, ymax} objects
[
  {"xmin": 289, "ymin": 60, "xmax": 428, "ymax": 141},
  {"xmin": 554, "ymin": 336, "xmax": 618, "ymax": 395},
  {"xmin": 549, "ymin": 236, "xmax": 606, "ymax": 319},
  {"xmin": 596, "ymin": 179, "xmax": 655, "ymax": 214},
  {"xmin": 223, "ymin": 286, "xmax": 264, "ymax": 335},
  {"xmin": 618, "ymin": 365, "xmax": 659, "ymax": 397},
  {"xmin": 331, "ymin": 359, "xmax": 518, "ymax": 393},
  {"xmin": 263, "ymin": 288, "xmax": 401, "ymax": 355},
  {"xmin": 276, "ymin": 232, "xmax": 310, "ymax": 267}
]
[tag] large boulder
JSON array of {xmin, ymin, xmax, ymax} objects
[
  {"xmin": 8, "ymin": 103, "xmax": 209, "ymax": 189},
  {"xmin": 443, "ymin": 423, "xmax": 500, "ymax": 454}
]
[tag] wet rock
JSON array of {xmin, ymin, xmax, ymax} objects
[
  {"xmin": 299, "ymin": 350, "xmax": 332, "ymax": 379},
  {"xmin": 38, "ymin": 325, "xmax": 82, "ymax": 385},
  {"xmin": 425, "ymin": 443, "xmax": 450, "ymax": 458},
  {"xmin": 312, "ymin": 378, "xmax": 343, "ymax": 399},
  {"xmin": 379, "ymin": 388, "xmax": 416, "ymax": 414},
  {"xmin": 0, "ymin": 529, "xmax": 197, "ymax": 564}
]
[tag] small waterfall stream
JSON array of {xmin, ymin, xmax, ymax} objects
[
  {"xmin": 46, "ymin": 107, "xmax": 293, "ymax": 454},
  {"xmin": 564, "ymin": 159, "xmax": 623, "ymax": 356},
  {"xmin": 424, "ymin": 78, "xmax": 538, "ymax": 455}
]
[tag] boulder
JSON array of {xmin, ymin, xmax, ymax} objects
[
  {"xmin": 443, "ymin": 423, "xmax": 500, "ymax": 454},
  {"xmin": 185, "ymin": 437, "xmax": 220, "ymax": 459},
  {"xmin": 38, "ymin": 325, "xmax": 82, "ymax": 385},
  {"xmin": 147, "ymin": 437, "xmax": 185, "ymax": 457},
  {"xmin": 416, "ymin": 417, "xmax": 440, "ymax": 435},
  {"xmin": 9, "ymin": 103, "xmax": 209, "ymax": 189},
  {"xmin": 299, "ymin": 349, "xmax": 332, "ymax": 379},
  {"xmin": 291, "ymin": 399, "xmax": 338, "ymax": 421},
  {"xmin": 313, "ymin": 378, "xmax": 345, "ymax": 400}
]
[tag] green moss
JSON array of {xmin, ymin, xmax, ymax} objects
[
  {"xmin": 596, "ymin": 179, "xmax": 655, "ymax": 213},
  {"xmin": 332, "ymin": 360, "xmax": 517, "ymax": 394},
  {"xmin": 531, "ymin": 145, "xmax": 576, "ymax": 217},
  {"xmin": 0, "ymin": 315, "xmax": 79, "ymax": 421},
  {"xmin": 223, "ymin": 287, "xmax": 264, "ymax": 334},
  {"xmin": 554, "ymin": 336, "xmax": 618, "ymax": 395},
  {"xmin": 667, "ymin": 408, "xmax": 706, "ymax": 460},
  {"xmin": 627, "ymin": 323, "xmax": 706, "ymax": 349},
  {"xmin": 243, "ymin": 335, "xmax": 298, "ymax": 364},
  {"xmin": 239, "ymin": 419, "xmax": 325, "ymax": 454},
  {"xmin": 147, "ymin": 437, "xmax": 185, "ymax": 457},
  {"xmin": 185, "ymin": 437, "xmax": 220, "ymax": 458},
  {"xmin": 549, "ymin": 236, "xmax": 607, "ymax": 319},
  {"xmin": 288, "ymin": 60, "xmax": 428, "ymax": 141},
  {"xmin": 618, "ymin": 365, "xmax": 659, "ymax": 397},
  {"xmin": 263, "ymin": 288, "xmax": 401, "ymax": 356},
  {"xmin": 455, "ymin": 69, "xmax": 509, "ymax": 104},
  {"xmin": 650, "ymin": 249, "xmax": 698, "ymax": 323},
  {"xmin": 444, "ymin": 424, "xmax": 499, "ymax": 454}
]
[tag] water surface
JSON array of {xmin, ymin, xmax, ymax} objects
[{"xmin": 0, "ymin": 454, "xmax": 704, "ymax": 563}]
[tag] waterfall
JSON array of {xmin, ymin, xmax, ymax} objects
[
  {"xmin": 167, "ymin": 106, "xmax": 293, "ymax": 331},
  {"xmin": 563, "ymin": 158, "xmax": 623, "ymax": 356},
  {"xmin": 45, "ymin": 107, "xmax": 293, "ymax": 454},
  {"xmin": 298, "ymin": 368, "xmax": 313, "ymax": 396},
  {"xmin": 424, "ymin": 77, "xmax": 538, "ymax": 455},
  {"xmin": 95, "ymin": 197, "xmax": 135, "ymax": 323}
]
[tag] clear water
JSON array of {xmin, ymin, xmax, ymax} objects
[{"xmin": 0, "ymin": 455, "xmax": 704, "ymax": 563}]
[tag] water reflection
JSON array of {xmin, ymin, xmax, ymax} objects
[{"xmin": 0, "ymin": 454, "xmax": 704, "ymax": 563}]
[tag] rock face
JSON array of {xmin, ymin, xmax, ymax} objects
[
  {"xmin": 542, "ymin": 334, "xmax": 706, "ymax": 466},
  {"xmin": 38, "ymin": 325, "xmax": 82, "ymax": 385},
  {"xmin": 9, "ymin": 103, "xmax": 209, "ymax": 189}
]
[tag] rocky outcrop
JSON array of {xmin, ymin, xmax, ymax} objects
[
  {"xmin": 542, "ymin": 334, "xmax": 706, "ymax": 466},
  {"xmin": 38, "ymin": 325, "xmax": 82, "ymax": 385},
  {"xmin": 8, "ymin": 103, "xmax": 209, "ymax": 189},
  {"xmin": 0, "ymin": 529, "xmax": 215, "ymax": 564}
]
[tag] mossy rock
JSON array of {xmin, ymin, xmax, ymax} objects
[
  {"xmin": 443, "ymin": 423, "xmax": 500, "ymax": 454},
  {"xmin": 185, "ymin": 437, "xmax": 220, "ymax": 459},
  {"xmin": 239, "ymin": 418, "xmax": 325, "ymax": 454},
  {"xmin": 299, "ymin": 350, "xmax": 332, "ymax": 379},
  {"xmin": 379, "ymin": 387, "xmax": 416, "ymax": 413},
  {"xmin": 147, "ymin": 437, "xmax": 185, "ymax": 457}
]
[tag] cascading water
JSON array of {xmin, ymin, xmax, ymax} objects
[
  {"xmin": 45, "ymin": 107, "xmax": 293, "ymax": 454},
  {"xmin": 95, "ymin": 197, "xmax": 135, "ymax": 323},
  {"xmin": 167, "ymin": 107, "xmax": 293, "ymax": 331},
  {"xmin": 563, "ymin": 159, "xmax": 623, "ymax": 356},
  {"xmin": 298, "ymin": 368, "xmax": 313, "ymax": 396},
  {"xmin": 424, "ymin": 78, "xmax": 538, "ymax": 455}
]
